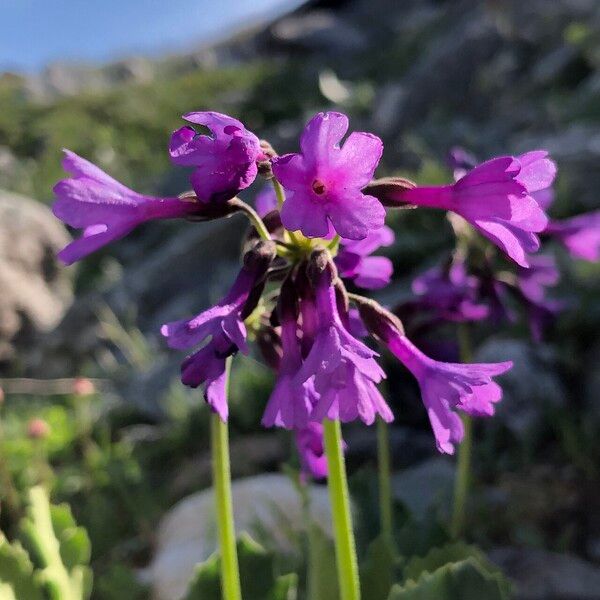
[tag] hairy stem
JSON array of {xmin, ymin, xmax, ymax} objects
[{"xmin": 323, "ymin": 418, "xmax": 361, "ymax": 600}]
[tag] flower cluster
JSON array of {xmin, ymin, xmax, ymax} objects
[
  {"xmin": 398, "ymin": 147, "xmax": 597, "ymax": 347},
  {"xmin": 55, "ymin": 110, "xmax": 582, "ymax": 472}
]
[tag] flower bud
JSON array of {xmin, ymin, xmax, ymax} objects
[
  {"xmin": 27, "ymin": 418, "xmax": 50, "ymax": 440},
  {"xmin": 73, "ymin": 377, "xmax": 95, "ymax": 396}
]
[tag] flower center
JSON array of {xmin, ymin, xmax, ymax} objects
[{"xmin": 312, "ymin": 179, "xmax": 326, "ymax": 195}]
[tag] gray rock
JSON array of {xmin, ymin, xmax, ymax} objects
[
  {"xmin": 0, "ymin": 191, "xmax": 73, "ymax": 368},
  {"xmin": 146, "ymin": 473, "xmax": 333, "ymax": 600},
  {"xmin": 271, "ymin": 10, "xmax": 368, "ymax": 54},
  {"xmin": 475, "ymin": 338, "xmax": 566, "ymax": 436},
  {"xmin": 489, "ymin": 546, "xmax": 600, "ymax": 600},
  {"xmin": 392, "ymin": 457, "xmax": 455, "ymax": 520}
]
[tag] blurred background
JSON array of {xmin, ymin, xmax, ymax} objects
[{"xmin": 1, "ymin": 0, "xmax": 599, "ymax": 598}]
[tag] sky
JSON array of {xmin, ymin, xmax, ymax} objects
[{"xmin": 0, "ymin": 0, "xmax": 305, "ymax": 72}]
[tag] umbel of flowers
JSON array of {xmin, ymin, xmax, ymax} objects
[{"xmin": 53, "ymin": 110, "xmax": 579, "ymax": 600}]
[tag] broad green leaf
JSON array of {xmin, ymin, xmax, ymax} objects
[
  {"xmin": 360, "ymin": 536, "xmax": 398, "ymax": 600},
  {"xmin": 185, "ymin": 533, "xmax": 296, "ymax": 600},
  {"xmin": 388, "ymin": 557, "xmax": 511, "ymax": 600},
  {"xmin": 403, "ymin": 542, "xmax": 503, "ymax": 584}
]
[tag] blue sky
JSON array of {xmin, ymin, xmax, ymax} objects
[{"xmin": 0, "ymin": 0, "xmax": 304, "ymax": 72}]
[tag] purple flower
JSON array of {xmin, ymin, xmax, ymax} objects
[
  {"xmin": 335, "ymin": 226, "xmax": 395, "ymax": 289},
  {"xmin": 262, "ymin": 279, "xmax": 315, "ymax": 429},
  {"xmin": 255, "ymin": 185, "xmax": 278, "ymax": 218},
  {"xmin": 517, "ymin": 254, "xmax": 564, "ymax": 341},
  {"xmin": 161, "ymin": 240, "xmax": 275, "ymax": 420},
  {"xmin": 52, "ymin": 151, "xmax": 203, "ymax": 265},
  {"xmin": 546, "ymin": 211, "xmax": 600, "ymax": 262},
  {"xmin": 515, "ymin": 151, "xmax": 557, "ymax": 211},
  {"xmin": 394, "ymin": 155, "xmax": 550, "ymax": 267},
  {"xmin": 387, "ymin": 334, "xmax": 512, "ymax": 454},
  {"xmin": 295, "ymin": 423, "xmax": 328, "ymax": 480},
  {"xmin": 169, "ymin": 111, "xmax": 262, "ymax": 203},
  {"xmin": 411, "ymin": 259, "xmax": 489, "ymax": 322},
  {"xmin": 296, "ymin": 252, "xmax": 393, "ymax": 425},
  {"xmin": 272, "ymin": 112, "xmax": 385, "ymax": 240},
  {"xmin": 179, "ymin": 333, "xmax": 233, "ymax": 420}
]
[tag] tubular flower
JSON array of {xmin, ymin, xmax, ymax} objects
[
  {"xmin": 335, "ymin": 226, "xmax": 395, "ymax": 289},
  {"xmin": 357, "ymin": 302, "xmax": 511, "ymax": 454},
  {"xmin": 272, "ymin": 111, "xmax": 385, "ymax": 240},
  {"xmin": 161, "ymin": 240, "xmax": 276, "ymax": 420},
  {"xmin": 379, "ymin": 155, "xmax": 550, "ymax": 267},
  {"xmin": 262, "ymin": 278, "xmax": 316, "ymax": 429},
  {"xmin": 296, "ymin": 251, "xmax": 393, "ymax": 425},
  {"xmin": 169, "ymin": 111, "xmax": 263, "ymax": 203},
  {"xmin": 546, "ymin": 210, "xmax": 600, "ymax": 262},
  {"xmin": 52, "ymin": 150, "xmax": 207, "ymax": 264},
  {"xmin": 390, "ymin": 335, "xmax": 510, "ymax": 454}
]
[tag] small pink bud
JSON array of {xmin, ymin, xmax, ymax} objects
[
  {"xmin": 27, "ymin": 418, "xmax": 50, "ymax": 440},
  {"xmin": 72, "ymin": 377, "xmax": 95, "ymax": 396}
]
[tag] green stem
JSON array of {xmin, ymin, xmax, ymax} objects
[
  {"xmin": 451, "ymin": 323, "xmax": 474, "ymax": 539},
  {"xmin": 211, "ymin": 359, "xmax": 241, "ymax": 600},
  {"xmin": 376, "ymin": 417, "xmax": 393, "ymax": 544},
  {"xmin": 323, "ymin": 419, "xmax": 360, "ymax": 600},
  {"xmin": 272, "ymin": 178, "xmax": 286, "ymax": 209},
  {"xmin": 230, "ymin": 198, "xmax": 271, "ymax": 241}
]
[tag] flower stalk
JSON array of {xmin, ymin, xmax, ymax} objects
[
  {"xmin": 210, "ymin": 358, "xmax": 242, "ymax": 600},
  {"xmin": 323, "ymin": 418, "xmax": 361, "ymax": 600},
  {"xmin": 451, "ymin": 323, "xmax": 474, "ymax": 539}
]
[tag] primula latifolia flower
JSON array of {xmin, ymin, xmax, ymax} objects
[
  {"xmin": 272, "ymin": 112, "xmax": 385, "ymax": 240},
  {"xmin": 357, "ymin": 300, "xmax": 512, "ymax": 454},
  {"xmin": 372, "ymin": 154, "xmax": 551, "ymax": 267},
  {"xmin": 517, "ymin": 254, "xmax": 564, "ymax": 341},
  {"xmin": 53, "ymin": 150, "xmax": 207, "ymax": 264},
  {"xmin": 335, "ymin": 226, "xmax": 395, "ymax": 289},
  {"xmin": 295, "ymin": 422, "xmax": 328, "ymax": 480},
  {"xmin": 546, "ymin": 210, "xmax": 600, "ymax": 262},
  {"xmin": 296, "ymin": 251, "xmax": 393, "ymax": 425},
  {"xmin": 162, "ymin": 240, "xmax": 276, "ymax": 420},
  {"xmin": 411, "ymin": 259, "xmax": 489, "ymax": 323},
  {"xmin": 262, "ymin": 278, "xmax": 316, "ymax": 429},
  {"xmin": 170, "ymin": 111, "xmax": 262, "ymax": 203}
]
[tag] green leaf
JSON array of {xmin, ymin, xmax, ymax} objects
[
  {"xmin": 360, "ymin": 536, "xmax": 398, "ymax": 600},
  {"xmin": 19, "ymin": 486, "xmax": 93, "ymax": 600},
  {"xmin": 95, "ymin": 564, "xmax": 149, "ymax": 600},
  {"xmin": 388, "ymin": 557, "xmax": 511, "ymax": 600},
  {"xmin": 185, "ymin": 533, "xmax": 296, "ymax": 600},
  {"xmin": 270, "ymin": 573, "xmax": 298, "ymax": 600},
  {"xmin": 306, "ymin": 524, "xmax": 339, "ymax": 600},
  {"xmin": 403, "ymin": 542, "xmax": 503, "ymax": 584},
  {"xmin": 0, "ymin": 534, "xmax": 44, "ymax": 600}
]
